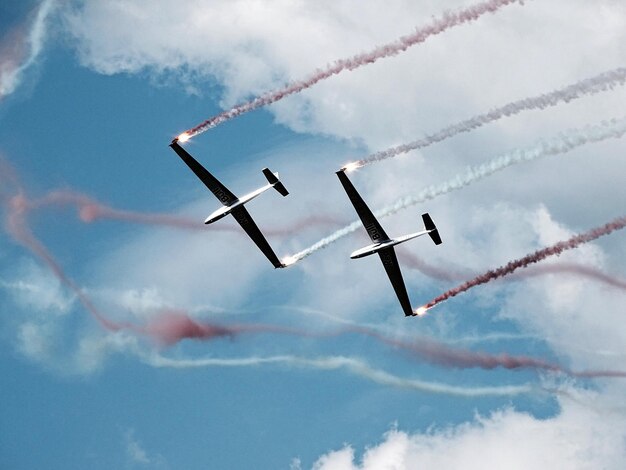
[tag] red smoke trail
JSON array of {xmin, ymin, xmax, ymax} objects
[
  {"xmin": 27, "ymin": 189, "xmax": 344, "ymax": 237},
  {"xmin": 0, "ymin": 188, "xmax": 329, "ymax": 340},
  {"xmin": 139, "ymin": 310, "xmax": 326, "ymax": 346},
  {"xmin": 132, "ymin": 311, "xmax": 626, "ymax": 379},
  {"xmin": 183, "ymin": 0, "xmax": 524, "ymax": 138},
  {"xmin": 2, "ymin": 191, "xmax": 316, "ymax": 343},
  {"xmin": 3, "ymin": 184, "xmax": 625, "ymax": 378},
  {"xmin": 399, "ymin": 250, "xmax": 626, "ymax": 291},
  {"xmin": 354, "ymin": 326, "xmax": 560, "ymax": 372},
  {"xmin": 420, "ymin": 216, "xmax": 626, "ymax": 311},
  {"xmin": 355, "ymin": 327, "xmax": 626, "ymax": 378},
  {"xmin": 0, "ymin": 160, "xmax": 340, "ymax": 344},
  {"xmin": 3, "ymin": 163, "xmax": 624, "ymax": 379},
  {"xmin": 358, "ymin": 67, "xmax": 626, "ymax": 166},
  {"xmin": 4, "ymin": 192, "xmax": 123, "ymax": 332}
]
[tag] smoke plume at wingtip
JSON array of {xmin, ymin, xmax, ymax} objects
[{"xmin": 421, "ymin": 215, "xmax": 626, "ymax": 311}]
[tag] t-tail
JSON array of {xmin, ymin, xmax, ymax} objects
[
  {"xmin": 262, "ymin": 168, "xmax": 289, "ymax": 197},
  {"xmin": 422, "ymin": 213, "xmax": 442, "ymax": 245}
]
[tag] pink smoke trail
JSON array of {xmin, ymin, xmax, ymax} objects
[
  {"xmin": 2, "ymin": 195, "xmax": 316, "ymax": 343},
  {"xmin": 182, "ymin": 0, "xmax": 524, "ymax": 138},
  {"xmin": 136, "ymin": 311, "xmax": 626, "ymax": 379},
  {"xmin": 0, "ymin": 184, "xmax": 328, "ymax": 341},
  {"xmin": 27, "ymin": 189, "xmax": 344, "ymax": 237},
  {"xmin": 399, "ymin": 250, "xmax": 626, "ymax": 291},
  {"xmin": 4, "ymin": 192, "xmax": 123, "ymax": 332},
  {"xmin": 3, "ymin": 162, "xmax": 624, "ymax": 379},
  {"xmin": 137, "ymin": 310, "xmax": 317, "ymax": 346},
  {"xmin": 419, "ymin": 215, "xmax": 626, "ymax": 311},
  {"xmin": 357, "ymin": 328, "xmax": 626, "ymax": 378},
  {"xmin": 358, "ymin": 66, "xmax": 626, "ymax": 166}
]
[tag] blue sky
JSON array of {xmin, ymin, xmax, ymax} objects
[{"xmin": 1, "ymin": 1, "xmax": 626, "ymax": 468}]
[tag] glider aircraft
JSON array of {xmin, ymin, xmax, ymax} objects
[
  {"xmin": 336, "ymin": 169, "xmax": 442, "ymax": 316},
  {"xmin": 170, "ymin": 140, "xmax": 289, "ymax": 268}
]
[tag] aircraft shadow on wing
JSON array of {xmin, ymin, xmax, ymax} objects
[
  {"xmin": 336, "ymin": 169, "xmax": 442, "ymax": 316},
  {"xmin": 170, "ymin": 140, "xmax": 289, "ymax": 269}
]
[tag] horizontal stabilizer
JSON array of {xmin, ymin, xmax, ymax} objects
[
  {"xmin": 422, "ymin": 213, "xmax": 442, "ymax": 245},
  {"xmin": 262, "ymin": 168, "xmax": 289, "ymax": 197}
]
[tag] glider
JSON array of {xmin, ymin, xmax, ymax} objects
[
  {"xmin": 336, "ymin": 169, "xmax": 442, "ymax": 316},
  {"xmin": 170, "ymin": 140, "xmax": 289, "ymax": 268}
]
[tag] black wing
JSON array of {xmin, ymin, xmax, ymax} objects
[
  {"xmin": 378, "ymin": 247, "xmax": 413, "ymax": 316},
  {"xmin": 231, "ymin": 206, "xmax": 284, "ymax": 268},
  {"xmin": 336, "ymin": 170, "xmax": 389, "ymax": 243},
  {"xmin": 170, "ymin": 141, "xmax": 238, "ymax": 206}
]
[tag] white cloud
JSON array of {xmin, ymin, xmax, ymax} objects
[
  {"xmin": 311, "ymin": 395, "xmax": 626, "ymax": 470},
  {"xmin": 62, "ymin": 0, "xmax": 626, "ymax": 146},
  {"xmin": 123, "ymin": 428, "xmax": 167, "ymax": 468},
  {"xmin": 1, "ymin": 259, "xmax": 76, "ymax": 314},
  {"xmin": 17, "ymin": 321, "xmax": 56, "ymax": 360},
  {"xmin": 124, "ymin": 429, "xmax": 150, "ymax": 465},
  {"xmin": 0, "ymin": 0, "xmax": 55, "ymax": 99}
]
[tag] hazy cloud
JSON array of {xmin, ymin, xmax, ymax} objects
[{"xmin": 0, "ymin": 0, "xmax": 55, "ymax": 99}]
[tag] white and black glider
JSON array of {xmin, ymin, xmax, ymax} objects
[
  {"xmin": 336, "ymin": 169, "xmax": 442, "ymax": 316},
  {"xmin": 170, "ymin": 140, "xmax": 289, "ymax": 268}
]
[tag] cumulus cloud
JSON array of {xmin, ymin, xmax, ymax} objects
[
  {"xmin": 311, "ymin": 395, "xmax": 626, "ymax": 469},
  {"xmin": 62, "ymin": 0, "xmax": 626, "ymax": 146}
]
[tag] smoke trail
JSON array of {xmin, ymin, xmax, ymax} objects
[
  {"xmin": 358, "ymin": 67, "xmax": 626, "ymax": 166},
  {"xmin": 420, "ymin": 215, "xmax": 626, "ymax": 310},
  {"xmin": 400, "ymin": 250, "xmax": 626, "ymax": 291},
  {"xmin": 354, "ymin": 328, "xmax": 626, "ymax": 379},
  {"xmin": 137, "ymin": 309, "xmax": 325, "ymax": 346},
  {"xmin": 27, "ymin": 189, "xmax": 344, "ymax": 237},
  {"xmin": 286, "ymin": 116, "xmax": 626, "ymax": 262},
  {"xmin": 4, "ymin": 163, "xmax": 624, "ymax": 380},
  {"xmin": 182, "ymin": 0, "xmax": 525, "ymax": 138},
  {"xmin": 4, "ymin": 192, "xmax": 122, "ymax": 331},
  {"xmin": 0, "ymin": 0, "xmax": 55, "ymax": 99},
  {"xmin": 139, "ymin": 351, "xmax": 534, "ymax": 397},
  {"xmin": 4, "ymin": 181, "xmax": 624, "ymax": 379}
]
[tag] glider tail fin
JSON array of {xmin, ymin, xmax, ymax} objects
[
  {"xmin": 422, "ymin": 213, "xmax": 442, "ymax": 245},
  {"xmin": 262, "ymin": 168, "xmax": 289, "ymax": 197}
]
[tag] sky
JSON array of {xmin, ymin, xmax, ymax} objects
[{"xmin": 1, "ymin": 0, "xmax": 626, "ymax": 468}]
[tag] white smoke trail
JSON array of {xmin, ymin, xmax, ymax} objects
[
  {"xmin": 140, "ymin": 351, "xmax": 534, "ymax": 397},
  {"xmin": 359, "ymin": 67, "xmax": 626, "ymax": 165},
  {"xmin": 0, "ymin": 0, "xmax": 55, "ymax": 98},
  {"xmin": 286, "ymin": 116, "xmax": 626, "ymax": 262}
]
